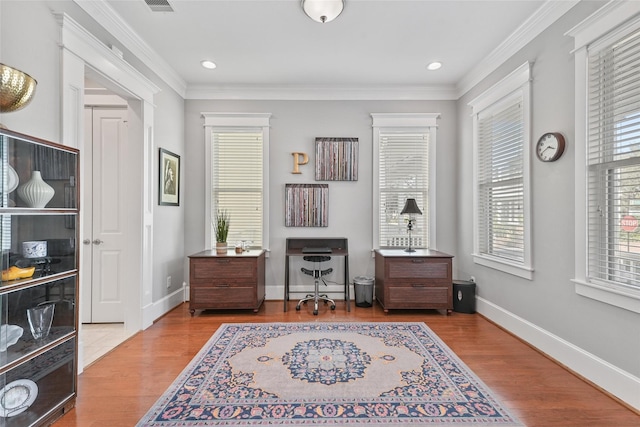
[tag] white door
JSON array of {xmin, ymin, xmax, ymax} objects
[{"xmin": 82, "ymin": 107, "xmax": 128, "ymax": 323}]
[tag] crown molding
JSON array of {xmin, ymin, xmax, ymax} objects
[
  {"xmin": 76, "ymin": 0, "xmax": 576, "ymax": 102},
  {"xmin": 185, "ymin": 84, "xmax": 458, "ymax": 101},
  {"xmin": 456, "ymin": 0, "xmax": 580, "ymax": 98},
  {"xmin": 73, "ymin": 0, "xmax": 187, "ymax": 98}
]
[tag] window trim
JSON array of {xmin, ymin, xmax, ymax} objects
[
  {"xmin": 567, "ymin": 1, "xmax": 640, "ymax": 313},
  {"xmin": 202, "ymin": 112, "xmax": 271, "ymax": 252},
  {"xmin": 468, "ymin": 62, "xmax": 533, "ymax": 280},
  {"xmin": 371, "ymin": 113, "xmax": 440, "ymax": 250}
]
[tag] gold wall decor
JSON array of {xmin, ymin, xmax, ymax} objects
[{"xmin": 291, "ymin": 152, "xmax": 309, "ymax": 174}]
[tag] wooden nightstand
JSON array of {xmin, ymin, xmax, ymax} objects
[
  {"xmin": 374, "ymin": 249, "xmax": 453, "ymax": 314},
  {"xmin": 188, "ymin": 249, "xmax": 265, "ymax": 315}
]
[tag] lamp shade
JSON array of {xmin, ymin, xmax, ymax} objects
[
  {"xmin": 400, "ymin": 198, "xmax": 422, "ymax": 215},
  {"xmin": 302, "ymin": 0, "xmax": 344, "ymax": 23}
]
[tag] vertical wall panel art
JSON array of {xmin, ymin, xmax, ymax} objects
[
  {"xmin": 285, "ymin": 184, "xmax": 328, "ymax": 227},
  {"xmin": 315, "ymin": 137, "xmax": 358, "ymax": 181}
]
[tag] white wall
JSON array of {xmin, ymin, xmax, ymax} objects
[{"xmin": 185, "ymin": 100, "xmax": 458, "ymax": 298}]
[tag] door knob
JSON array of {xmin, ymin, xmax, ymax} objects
[
  {"xmin": 92, "ymin": 239, "xmax": 103, "ymax": 245},
  {"xmin": 83, "ymin": 239, "xmax": 91, "ymax": 245}
]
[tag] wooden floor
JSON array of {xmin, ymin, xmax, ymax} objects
[{"xmin": 53, "ymin": 301, "xmax": 639, "ymax": 427}]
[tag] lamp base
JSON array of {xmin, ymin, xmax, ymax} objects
[{"xmin": 404, "ymin": 247, "xmax": 416, "ymax": 253}]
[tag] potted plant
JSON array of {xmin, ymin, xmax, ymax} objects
[{"xmin": 214, "ymin": 209, "xmax": 230, "ymax": 254}]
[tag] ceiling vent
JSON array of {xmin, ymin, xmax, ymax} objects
[{"xmin": 144, "ymin": 0, "xmax": 174, "ymax": 12}]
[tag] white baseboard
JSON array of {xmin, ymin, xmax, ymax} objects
[
  {"xmin": 477, "ymin": 296, "xmax": 640, "ymax": 411},
  {"xmin": 142, "ymin": 286, "xmax": 185, "ymax": 330}
]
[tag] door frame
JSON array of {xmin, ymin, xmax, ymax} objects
[{"xmin": 58, "ymin": 15, "xmax": 159, "ymax": 352}]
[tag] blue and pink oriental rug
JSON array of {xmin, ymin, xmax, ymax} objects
[{"xmin": 137, "ymin": 322, "xmax": 523, "ymax": 426}]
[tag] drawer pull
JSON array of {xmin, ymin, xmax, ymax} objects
[
  {"xmin": 217, "ymin": 259, "xmax": 231, "ymax": 263},
  {"xmin": 411, "ymin": 259, "xmax": 424, "ymax": 263},
  {"xmin": 412, "ymin": 284, "xmax": 427, "ymax": 288},
  {"xmin": 215, "ymin": 284, "xmax": 230, "ymax": 287}
]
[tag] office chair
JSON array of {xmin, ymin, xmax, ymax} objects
[{"xmin": 296, "ymin": 255, "xmax": 336, "ymax": 315}]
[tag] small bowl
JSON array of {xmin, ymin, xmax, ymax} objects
[{"xmin": 0, "ymin": 64, "xmax": 37, "ymax": 113}]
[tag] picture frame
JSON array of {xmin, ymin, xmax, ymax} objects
[
  {"xmin": 159, "ymin": 148, "xmax": 180, "ymax": 206},
  {"xmin": 285, "ymin": 184, "xmax": 328, "ymax": 227}
]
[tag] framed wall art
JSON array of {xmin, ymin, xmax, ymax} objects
[
  {"xmin": 315, "ymin": 137, "xmax": 358, "ymax": 181},
  {"xmin": 285, "ymin": 184, "xmax": 328, "ymax": 227},
  {"xmin": 159, "ymin": 148, "xmax": 180, "ymax": 206}
]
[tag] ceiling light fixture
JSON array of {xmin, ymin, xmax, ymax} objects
[
  {"xmin": 201, "ymin": 60, "xmax": 217, "ymax": 69},
  {"xmin": 427, "ymin": 62, "xmax": 442, "ymax": 71},
  {"xmin": 302, "ymin": 0, "xmax": 344, "ymax": 23}
]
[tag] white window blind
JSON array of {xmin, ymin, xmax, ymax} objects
[
  {"xmin": 477, "ymin": 97, "xmax": 525, "ymax": 263},
  {"xmin": 587, "ymin": 26, "xmax": 640, "ymax": 290},
  {"xmin": 378, "ymin": 131, "xmax": 429, "ymax": 249},
  {"xmin": 211, "ymin": 131, "xmax": 263, "ymax": 248}
]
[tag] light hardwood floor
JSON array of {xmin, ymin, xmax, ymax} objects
[{"xmin": 54, "ymin": 301, "xmax": 639, "ymax": 426}]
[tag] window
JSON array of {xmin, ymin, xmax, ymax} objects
[
  {"xmin": 569, "ymin": 2, "xmax": 640, "ymax": 313},
  {"xmin": 372, "ymin": 113, "xmax": 439, "ymax": 250},
  {"xmin": 469, "ymin": 63, "xmax": 532, "ymax": 279},
  {"xmin": 203, "ymin": 113, "xmax": 271, "ymax": 250},
  {"xmin": 588, "ymin": 28, "xmax": 640, "ymax": 291}
]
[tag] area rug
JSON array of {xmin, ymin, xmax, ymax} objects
[{"xmin": 137, "ymin": 322, "xmax": 523, "ymax": 426}]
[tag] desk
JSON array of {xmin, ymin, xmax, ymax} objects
[{"xmin": 284, "ymin": 237, "xmax": 350, "ymax": 312}]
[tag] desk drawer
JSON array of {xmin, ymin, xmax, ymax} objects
[{"xmin": 190, "ymin": 258, "xmax": 256, "ymax": 280}]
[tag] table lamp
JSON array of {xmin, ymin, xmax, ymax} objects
[{"xmin": 400, "ymin": 198, "xmax": 422, "ymax": 252}]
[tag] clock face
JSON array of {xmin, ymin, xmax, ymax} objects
[{"xmin": 536, "ymin": 132, "xmax": 565, "ymax": 162}]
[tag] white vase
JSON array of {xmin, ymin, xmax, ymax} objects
[{"xmin": 18, "ymin": 171, "xmax": 55, "ymax": 208}]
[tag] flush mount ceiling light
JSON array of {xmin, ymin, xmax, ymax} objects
[
  {"xmin": 201, "ymin": 60, "xmax": 217, "ymax": 69},
  {"xmin": 302, "ymin": 0, "xmax": 344, "ymax": 23},
  {"xmin": 427, "ymin": 62, "xmax": 442, "ymax": 71}
]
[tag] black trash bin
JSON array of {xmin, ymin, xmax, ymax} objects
[
  {"xmin": 453, "ymin": 280, "xmax": 476, "ymax": 313},
  {"xmin": 354, "ymin": 276, "xmax": 374, "ymax": 307}
]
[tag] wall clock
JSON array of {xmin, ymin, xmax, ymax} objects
[{"xmin": 536, "ymin": 132, "xmax": 565, "ymax": 162}]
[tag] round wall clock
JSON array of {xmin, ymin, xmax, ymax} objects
[{"xmin": 536, "ymin": 132, "xmax": 565, "ymax": 162}]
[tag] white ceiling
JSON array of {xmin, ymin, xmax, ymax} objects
[{"xmin": 86, "ymin": 0, "xmax": 576, "ymax": 99}]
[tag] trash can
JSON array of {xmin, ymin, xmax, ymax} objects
[
  {"xmin": 354, "ymin": 276, "xmax": 374, "ymax": 307},
  {"xmin": 453, "ymin": 280, "xmax": 476, "ymax": 313}
]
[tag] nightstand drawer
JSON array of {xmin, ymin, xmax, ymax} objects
[
  {"xmin": 388, "ymin": 285, "xmax": 450, "ymax": 307},
  {"xmin": 191, "ymin": 278, "xmax": 253, "ymax": 288},
  {"xmin": 386, "ymin": 258, "xmax": 450, "ymax": 279},
  {"xmin": 190, "ymin": 257, "xmax": 256, "ymax": 280},
  {"xmin": 191, "ymin": 286, "xmax": 256, "ymax": 306}
]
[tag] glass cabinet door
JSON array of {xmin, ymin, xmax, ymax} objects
[
  {"xmin": 0, "ymin": 129, "xmax": 79, "ymax": 426},
  {"xmin": 1, "ymin": 132, "xmax": 77, "ymax": 210}
]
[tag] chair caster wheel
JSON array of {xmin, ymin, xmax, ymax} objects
[
  {"xmin": 295, "ymin": 305, "xmax": 301, "ymax": 311},
  {"xmin": 313, "ymin": 310, "xmax": 318, "ymax": 315},
  {"xmin": 330, "ymin": 305, "xmax": 336, "ymax": 310}
]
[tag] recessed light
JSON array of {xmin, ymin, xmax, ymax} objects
[
  {"xmin": 201, "ymin": 60, "xmax": 217, "ymax": 69},
  {"xmin": 427, "ymin": 62, "xmax": 442, "ymax": 71}
]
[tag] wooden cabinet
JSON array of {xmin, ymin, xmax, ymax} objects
[
  {"xmin": 0, "ymin": 129, "xmax": 79, "ymax": 426},
  {"xmin": 188, "ymin": 250, "xmax": 265, "ymax": 314},
  {"xmin": 374, "ymin": 249, "xmax": 453, "ymax": 314}
]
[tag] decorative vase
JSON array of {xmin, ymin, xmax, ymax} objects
[
  {"xmin": 216, "ymin": 242, "xmax": 227, "ymax": 255},
  {"xmin": 17, "ymin": 171, "xmax": 54, "ymax": 208}
]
